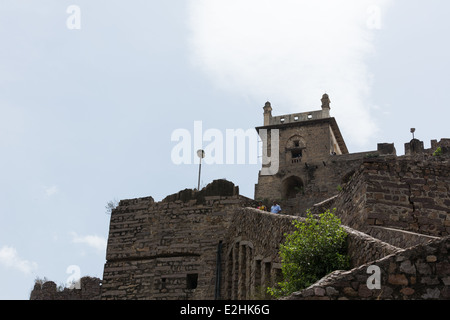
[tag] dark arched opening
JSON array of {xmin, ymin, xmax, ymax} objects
[{"xmin": 281, "ymin": 176, "xmax": 304, "ymax": 199}]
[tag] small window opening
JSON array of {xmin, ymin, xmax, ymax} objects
[
  {"xmin": 294, "ymin": 116, "xmax": 299, "ymax": 121},
  {"xmin": 280, "ymin": 118, "xmax": 285, "ymax": 123},
  {"xmin": 294, "ymin": 140, "xmax": 300, "ymax": 147},
  {"xmin": 291, "ymin": 149, "xmax": 302, "ymax": 159},
  {"xmin": 307, "ymin": 114, "xmax": 313, "ymax": 119},
  {"xmin": 186, "ymin": 274, "xmax": 198, "ymax": 290}
]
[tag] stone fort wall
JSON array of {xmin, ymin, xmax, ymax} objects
[
  {"xmin": 30, "ymin": 148, "xmax": 450, "ymax": 300},
  {"xmin": 256, "ymin": 144, "xmax": 396, "ymax": 216},
  {"xmin": 331, "ymin": 154, "xmax": 450, "ymax": 239},
  {"xmin": 30, "ymin": 276, "xmax": 102, "ymax": 300},
  {"xmin": 101, "ymin": 187, "xmax": 252, "ymax": 300},
  {"xmin": 284, "ymin": 235, "xmax": 450, "ymax": 300},
  {"xmin": 281, "ymin": 152, "xmax": 450, "ymax": 300},
  {"xmin": 222, "ymin": 208, "xmax": 402, "ymax": 300}
]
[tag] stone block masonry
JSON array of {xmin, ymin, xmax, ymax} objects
[
  {"xmin": 100, "ymin": 186, "xmax": 402, "ymax": 300},
  {"xmin": 30, "ymin": 276, "xmax": 102, "ymax": 300},
  {"xmin": 30, "ymin": 149, "xmax": 450, "ymax": 300},
  {"xmin": 101, "ymin": 180, "xmax": 254, "ymax": 300},
  {"xmin": 284, "ymin": 235, "xmax": 450, "ymax": 300},
  {"xmin": 333, "ymin": 154, "xmax": 450, "ymax": 243},
  {"xmin": 363, "ymin": 156, "xmax": 450, "ymax": 237},
  {"xmin": 223, "ymin": 208, "xmax": 402, "ymax": 300},
  {"xmin": 223, "ymin": 209, "xmax": 298, "ymax": 299}
]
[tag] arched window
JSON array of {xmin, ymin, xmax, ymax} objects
[{"xmin": 286, "ymin": 135, "xmax": 306, "ymax": 163}]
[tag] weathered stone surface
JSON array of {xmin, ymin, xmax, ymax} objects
[
  {"xmin": 30, "ymin": 277, "xmax": 102, "ymax": 300},
  {"xmin": 358, "ymin": 284, "xmax": 373, "ymax": 298},
  {"xmin": 284, "ymin": 236, "xmax": 450, "ymax": 300},
  {"xmin": 332, "ymin": 155, "xmax": 450, "ymax": 241},
  {"xmin": 421, "ymin": 288, "xmax": 441, "ymax": 299},
  {"xmin": 400, "ymin": 260, "xmax": 416, "ymax": 274},
  {"xmin": 400, "ymin": 287, "xmax": 415, "ymax": 296},
  {"xmin": 388, "ymin": 274, "xmax": 409, "ymax": 286}
]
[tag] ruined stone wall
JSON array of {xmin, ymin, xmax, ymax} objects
[
  {"xmin": 363, "ymin": 156, "xmax": 450, "ymax": 237},
  {"xmin": 255, "ymin": 145, "xmax": 394, "ymax": 216},
  {"xmin": 30, "ymin": 150, "xmax": 450, "ymax": 300},
  {"xmin": 343, "ymin": 226, "xmax": 402, "ymax": 268},
  {"xmin": 222, "ymin": 208, "xmax": 297, "ymax": 299},
  {"xmin": 30, "ymin": 277, "xmax": 102, "ymax": 300},
  {"xmin": 367, "ymin": 226, "xmax": 441, "ymax": 249},
  {"xmin": 222, "ymin": 208, "xmax": 401, "ymax": 299},
  {"xmin": 334, "ymin": 155, "xmax": 450, "ymax": 243},
  {"xmin": 278, "ymin": 153, "xmax": 370, "ymax": 215},
  {"xmin": 284, "ymin": 236, "xmax": 450, "ymax": 300},
  {"xmin": 101, "ymin": 189, "xmax": 252, "ymax": 300}
]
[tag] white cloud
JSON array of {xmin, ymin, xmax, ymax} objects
[
  {"xmin": 187, "ymin": 0, "xmax": 392, "ymax": 148},
  {"xmin": 0, "ymin": 245, "xmax": 38, "ymax": 275},
  {"xmin": 70, "ymin": 232, "xmax": 107, "ymax": 253},
  {"xmin": 44, "ymin": 185, "xmax": 59, "ymax": 196}
]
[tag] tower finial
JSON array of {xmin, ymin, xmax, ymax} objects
[
  {"xmin": 321, "ymin": 93, "xmax": 330, "ymax": 109},
  {"xmin": 263, "ymin": 101, "xmax": 272, "ymax": 126}
]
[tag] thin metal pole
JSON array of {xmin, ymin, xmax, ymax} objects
[{"xmin": 197, "ymin": 157, "xmax": 202, "ymax": 190}]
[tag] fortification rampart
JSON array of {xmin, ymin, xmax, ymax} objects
[
  {"xmin": 101, "ymin": 179, "xmax": 254, "ymax": 300},
  {"xmin": 29, "ymin": 141, "xmax": 450, "ymax": 301},
  {"xmin": 222, "ymin": 208, "xmax": 402, "ymax": 299},
  {"xmin": 332, "ymin": 154, "xmax": 450, "ymax": 241},
  {"xmin": 223, "ymin": 209, "xmax": 296, "ymax": 299},
  {"xmin": 30, "ymin": 276, "xmax": 102, "ymax": 300},
  {"xmin": 284, "ymin": 235, "xmax": 450, "ymax": 300},
  {"xmin": 28, "ymin": 91, "xmax": 450, "ymax": 302},
  {"xmin": 259, "ymin": 143, "xmax": 396, "ymax": 216}
]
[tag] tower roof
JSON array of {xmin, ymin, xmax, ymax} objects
[{"xmin": 256, "ymin": 116, "xmax": 349, "ymax": 154}]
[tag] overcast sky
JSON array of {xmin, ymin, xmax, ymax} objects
[{"xmin": 1, "ymin": 1, "xmax": 449, "ymax": 299}]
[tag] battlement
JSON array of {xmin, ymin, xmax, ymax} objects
[
  {"xmin": 30, "ymin": 277, "xmax": 102, "ymax": 300},
  {"xmin": 405, "ymin": 138, "xmax": 450, "ymax": 156},
  {"xmin": 267, "ymin": 109, "xmax": 330, "ymax": 125},
  {"xmin": 263, "ymin": 93, "xmax": 331, "ymax": 126}
]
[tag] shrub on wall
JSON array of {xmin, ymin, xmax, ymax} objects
[
  {"xmin": 268, "ymin": 209, "xmax": 349, "ymax": 298},
  {"xmin": 433, "ymin": 147, "xmax": 443, "ymax": 156}
]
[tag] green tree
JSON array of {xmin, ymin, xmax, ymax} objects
[{"xmin": 268, "ymin": 209, "xmax": 349, "ymax": 298}]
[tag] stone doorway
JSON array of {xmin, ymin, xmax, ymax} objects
[{"xmin": 281, "ymin": 176, "xmax": 304, "ymax": 199}]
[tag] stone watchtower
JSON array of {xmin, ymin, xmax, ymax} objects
[{"xmin": 254, "ymin": 94, "xmax": 353, "ymax": 214}]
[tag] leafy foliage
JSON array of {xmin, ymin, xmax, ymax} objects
[
  {"xmin": 433, "ymin": 147, "xmax": 443, "ymax": 156},
  {"xmin": 268, "ymin": 209, "xmax": 349, "ymax": 298}
]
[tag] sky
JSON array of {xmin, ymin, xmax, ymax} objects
[{"xmin": 0, "ymin": 0, "xmax": 449, "ymax": 300}]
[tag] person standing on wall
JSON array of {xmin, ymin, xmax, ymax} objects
[
  {"xmin": 257, "ymin": 201, "xmax": 267, "ymax": 211},
  {"xmin": 270, "ymin": 201, "xmax": 281, "ymax": 214}
]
